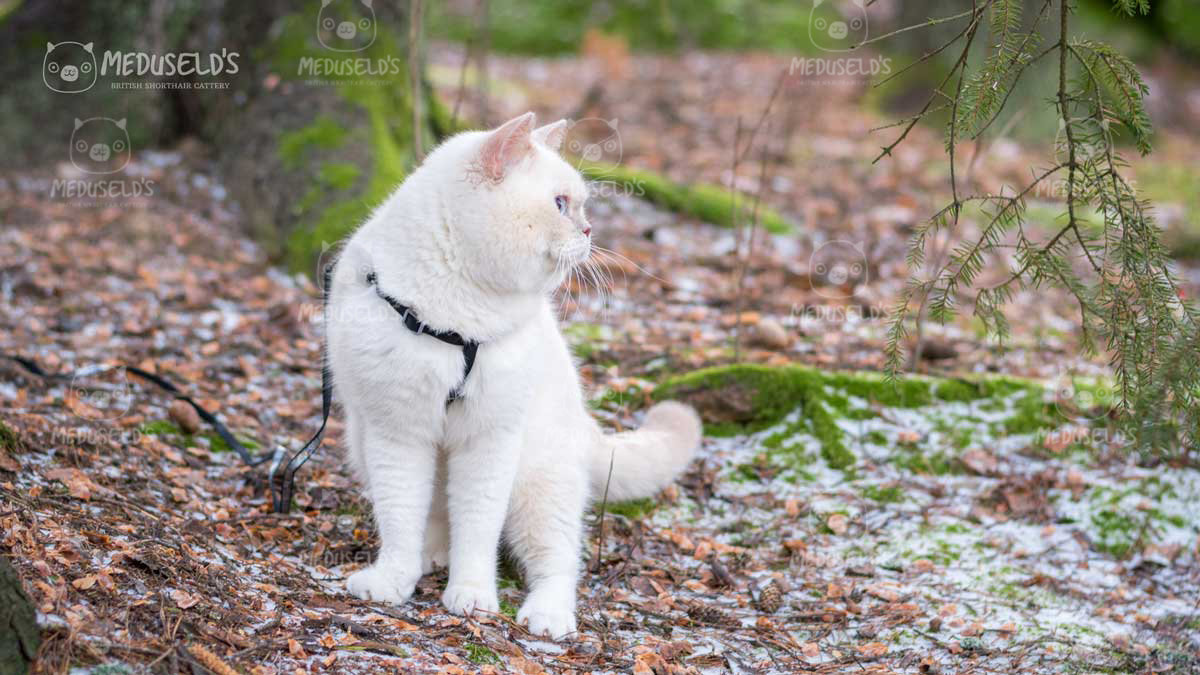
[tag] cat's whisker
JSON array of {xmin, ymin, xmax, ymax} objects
[{"xmin": 592, "ymin": 245, "xmax": 666, "ymax": 285}]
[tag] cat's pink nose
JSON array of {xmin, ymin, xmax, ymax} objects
[{"xmin": 582, "ymin": 227, "xmax": 592, "ymax": 237}]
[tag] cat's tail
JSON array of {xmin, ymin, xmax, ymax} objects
[{"xmin": 589, "ymin": 401, "xmax": 702, "ymax": 502}]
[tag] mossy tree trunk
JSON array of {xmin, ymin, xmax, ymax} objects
[{"xmin": 0, "ymin": 0, "xmax": 442, "ymax": 273}]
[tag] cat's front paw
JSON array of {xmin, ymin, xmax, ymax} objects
[
  {"xmin": 345, "ymin": 565, "xmax": 419, "ymax": 605},
  {"xmin": 518, "ymin": 589, "xmax": 577, "ymax": 640},
  {"xmin": 442, "ymin": 583, "xmax": 499, "ymax": 616}
]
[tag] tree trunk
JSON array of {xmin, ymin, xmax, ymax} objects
[
  {"xmin": 0, "ymin": 556, "xmax": 38, "ymax": 675},
  {"xmin": 0, "ymin": 0, "xmax": 441, "ymax": 272}
]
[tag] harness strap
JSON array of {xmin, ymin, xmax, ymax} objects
[{"xmin": 366, "ymin": 271, "xmax": 480, "ymax": 402}]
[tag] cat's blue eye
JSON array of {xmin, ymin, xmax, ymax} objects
[{"xmin": 555, "ymin": 195, "xmax": 568, "ymax": 214}]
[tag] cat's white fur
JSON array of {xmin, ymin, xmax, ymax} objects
[{"xmin": 325, "ymin": 112, "xmax": 702, "ymax": 639}]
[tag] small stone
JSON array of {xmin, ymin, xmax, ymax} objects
[
  {"xmin": 750, "ymin": 318, "xmax": 791, "ymax": 350},
  {"xmin": 168, "ymin": 400, "xmax": 202, "ymax": 435},
  {"xmin": 929, "ymin": 617, "xmax": 943, "ymax": 632}
]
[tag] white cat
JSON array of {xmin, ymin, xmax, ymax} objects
[{"xmin": 325, "ymin": 112, "xmax": 702, "ymax": 639}]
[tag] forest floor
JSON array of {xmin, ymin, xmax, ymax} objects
[{"xmin": 2, "ymin": 48, "xmax": 1199, "ymax": 674}]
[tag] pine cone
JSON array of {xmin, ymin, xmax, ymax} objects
[
  {"xmin": 756, "ymin": 580, "xmax": 783, "ymax": 614},
  {"xmin": 686, "ymin": 603, "xmax": 734, "ymax": 626}
]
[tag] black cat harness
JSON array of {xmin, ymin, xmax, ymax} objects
[{"xmin": 268, "ymin": 265, "xmax": 480, "ymax": 512}]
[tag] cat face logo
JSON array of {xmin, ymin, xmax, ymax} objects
[
  {"xmin": 316, "ymin": 240, "xmax": 376, "ymax": 300},
  {"xmin": 44, "ymin": 41, "xmax": 98, "ymax": 93},
  {"xmin": 1052, "ymin": 369, "xmax": 1117, "ymax": 424},
  {"xmin": 70, "ymin": 118, "xmax": 131, "ymax": 175},
  {"xmin": 810, "ymin": 240, "xmax": 869, "ymax": 299},
  {"xmin": 67, "ymin": 366, "xmax": 134, "ymax": 421},
  {"xmin": 809, "ymin": 0, "xmax": 868, "ymax": 53},
  {"xmin": 317, "ymin": 0, "xmax": 376, "ymax": 52},
  {"xmin": 564, "ymin": 118, "xmax": 622, "ymax": 173}
]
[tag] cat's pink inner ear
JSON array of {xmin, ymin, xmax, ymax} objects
[
  {"xmin": 480, "ymin": 112, "xmax": 536, "ymax": 181},
  {"xmin": 532, "ymin": 120, "xmax": 568, "ymax": 152}
]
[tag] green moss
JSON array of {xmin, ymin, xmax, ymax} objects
[
  {"xmin": 655, "ymin": 364, "xmax": 1048, "ymax": 474},
  {"xmin": 138, "ymin": 420, "xmax": 257, "ymax": 454},
  {"xmin": 564, "ymin": 322, "xmax": 609, "ymax": 362},
  {"xmin": 260, "ymin": 8, "xmax": 421, "ymax": 271},
  {"xmin": 316, "ymin": 162, "xmax": 362, "ymax": 191},
  {"xmin": 579, "ymin": 162, "xmax": 793, "ymax": 233},
  {"xmin": 498, "ymin": 598, "xmax": 518, "ymax": 620},
  {"xmin": 861, "ymin": 484, "xmax": 905, "ymax": 504},
  {"xmin": 464, "ymin": 644, "xmax": 502, "ymax": 666},
  {"xmin": 278, "ymin": 117, "xmax": 348, "ymax": 168},
  {"xmin": 602, "ymin": 498, "xmax": 656, "ymax": 520},
  {"xmin": 428, "ymin": 0, "xmax": 824, "ymax": 56},
  {"xmin": 205, "ymin": 431, "xmax": 259, "ymax": 454},
  {"xmin": 1091, "ymin": 509, "xmax": 1140, "ymax": 558},
  {"xmin": 139, "ymin": 419, "xmax": 183, "ymax": 436},
  {"xmin": 891, "ymin": 447, "xmax": 957, "ymax": 476},
  {"xmin": 653, "ymin": 364, "xmax": 824, "ymax": 432},
  {"xmin": 1002, "ymin": 392, "xmax": 1057, "ymax": 435},
  {"xmin": 0, "ymin": 420, "xmax": 24, "ymax": 454}
]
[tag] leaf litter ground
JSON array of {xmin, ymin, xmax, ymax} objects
[{"xmin": 2, "ymin": 48, "xmax": 1199, "ymax": 675}]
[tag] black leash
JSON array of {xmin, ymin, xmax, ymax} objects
[
  {"xmin": 2, "ymin": 355, "xmax": 271, "ymax": 468},
  {"xmin": 4, "ymin": 263, "xmax": 481, "ymax": 515}
]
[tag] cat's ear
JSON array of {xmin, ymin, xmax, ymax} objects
[
  {"xmin": 532, "ymin": 119, "xmax": 568, "ymax": 152},
  {"xmin": 47, "ymin": 42, "xmax": 56, "ymax": 53},
  {"xmin": 479, "ymin": 112, "xmax": 536, "ymax": 182},
  {"xmin": 75, "ymin": 118, "xmax": 84, "ymax": 130},
  {"xmin": 115, "ymin": 118, "xmax": 127, "ymax": 130},
  {"xmin": 83, "ymin": 42, "xmax": 94, "ymax": 53},
  {"xmin": 322, "ymin": 0, "xmax": 333, "ymax": 7}
]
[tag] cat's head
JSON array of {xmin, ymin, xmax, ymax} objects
[
  {"xmin": 70, "ymin": 117, "xmax": 131, "ymax": 175},
  {"xmin": 431, "ymin": 113, "xmax": 592, "ymax": 294},
  {"xmin": 44, "ymin": 41, "xmax": 98, "ymax": 93},
  {"xmin": 808, "ymin": 0, "xmax": 868, "ymax": 53},
  {"xmin": 317, "ymin": 0, "xmax": 376, "ymax": 52}
]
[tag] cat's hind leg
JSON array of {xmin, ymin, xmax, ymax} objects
[
  {"xmin": 506, "ymin": 453, "xmax": 588, "ymax": 640},
  {"xmin": 422, "ymin": 449, "xmax": 449, "ymax": 574}
]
